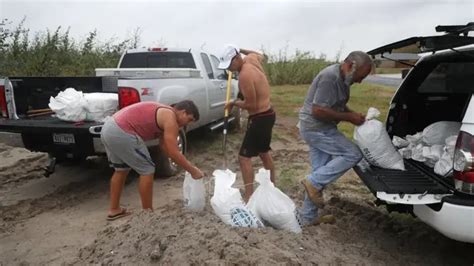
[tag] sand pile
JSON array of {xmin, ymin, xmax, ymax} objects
[
  {"xmin": 75, "ymin": 193, "xmax": 469, "ymax": 265},
  {"xmin": 77, "ymin": 201, "xmax": 307, "ymax": 265},
  {"xmin": 0, "ymin": 143, "xmax": 49, "ymax": 186}
]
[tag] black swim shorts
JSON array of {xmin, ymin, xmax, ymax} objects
[{"xmin": 239, "ymin": 108, "xmax": 276, "ymax": 158}]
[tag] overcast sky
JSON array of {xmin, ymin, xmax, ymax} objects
[{"xmin": 1, "ymin": 0, "xmax": 473, "ymax": 60}]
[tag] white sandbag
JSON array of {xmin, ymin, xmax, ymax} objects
[
  {"xmin": 422, "ymin": 121, "xmax": 461, "ymax": 146},
  {"xmin": 48, "ymin": 88, "xmax": 87, "ymax": 122},
  {"xmin": 182, "ymin": 172, "xmax": 205, "ymax": 211},
  {"xmin": 444, "ymin": 135, "xmax": 458, "ymax": 155},
  {"xmin": 392, "ymin": 136, "xmax": 410, "ymax": 148},
  {"xmin": 411, "ymin": 143, "xmax": 426, "ymax": 162},
  {"xmin": 398, "ymin": 147, "xmax": 412, "ymax": 159},
  {"xmin": 434, "ymin": 150, "xmax": 454, "ymax": 176},
  {"xmin": 354, "ymin": 107, "xmax": 405, "ymax": 170},
  {"xmin": 422, "ymin": 144, "xmax": 444, "ymax": 161},
  {"xmin": 405, "ymin": 132, "xmax": 423, "ymax": 145},
  {"xmin": 433, "ymin": 135, "xmax": 457, "ymax": 176},
  {"xmin": 247, "ymin": 168, "xmax": 302, "ymax": 233},
  {"xmin": 421, "ymin": 144, "xmax": 443, "ymax": 168},
  {"xmin": 84, "ymin": 93, "xmax": 118, "ymax": 122},
  {"xmin": 210, "ymin": 169, "xmax": 263, "ymax": 228}
]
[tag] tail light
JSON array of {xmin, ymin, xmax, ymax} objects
[
  {"xmin": 118, "ymin": 87, "xmax": 140, "ymax": 109},
  {"xmin": 0, "ymin": 85, "xmax": 8, "ymax": 118},
  {"xmin": 453, "ymin": 131, "xmax": 474, "ymax": 194}
]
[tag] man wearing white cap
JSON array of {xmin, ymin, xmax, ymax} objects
[{"xmin": 218, "ymin": 44, "xmax": 276, "ymax": 202}]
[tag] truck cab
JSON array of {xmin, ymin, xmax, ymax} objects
[{"xmin": 355, "ymin": 23, "xmax": 474, "ymax": 243}]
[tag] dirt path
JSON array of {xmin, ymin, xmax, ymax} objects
[{"xmin": 0, "ymin": 118, "xmax": 473, "ymax": 265}]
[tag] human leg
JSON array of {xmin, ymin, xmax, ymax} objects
[
  {"xmin": 109, "ymin": 169, "xmax": 130, "ymax": 216},
  {"xmin": 239, "ymin": 155, "xmax": 255, "ymax": 203},
  {"xmin": 138, "ymin": 174, "xmax": 154, "ymax": 210},
  {"xmin": 259, "ymin": 151, "xmax": 275, "ymax": 184},
  {"xmin": 301, "ymin": 127, "xmax": 362, "ymax": 190}
]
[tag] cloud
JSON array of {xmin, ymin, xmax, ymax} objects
[{"xmin": 2, "ymin": 0, "xmax": 473, "ymax": 59}]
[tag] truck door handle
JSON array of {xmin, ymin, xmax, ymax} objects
[{"xmin": 219, "ymin": 83, "xmax": 225, "ymax": 89}]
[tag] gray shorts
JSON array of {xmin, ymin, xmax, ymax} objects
[{"xmin": 100, "ymin": 118, "xmax": 155, "ymax": 175}]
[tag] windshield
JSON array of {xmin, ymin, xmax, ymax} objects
[{"xmin": 119, "ymin": 52, "xmax": 196, "ymax": 68}]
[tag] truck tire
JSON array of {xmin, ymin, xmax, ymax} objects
[{"xmin": 152, "ymin": 129, "xmax": 187, "ymax": 178}]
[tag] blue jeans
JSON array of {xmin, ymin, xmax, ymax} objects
[{"xmin": 299, "ymin": 127, "xmax": 362, "ymax": 224}]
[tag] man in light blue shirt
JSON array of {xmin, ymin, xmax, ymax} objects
[{"xmin": 299, "ymin": 51, "xmax": 372, "ymax": 225}]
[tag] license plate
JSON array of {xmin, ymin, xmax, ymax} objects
[{"xmin": 53, "ymin": 133, "xmax": 75, "ymax": 144}]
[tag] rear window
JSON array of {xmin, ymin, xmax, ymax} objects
[
  {"xmin": 119, "ymin": 52, "xmax": 196, "ymax": 68},
  {"xmin": 418, "ymin": 62, "xmax": 474, "ymax": 93}
]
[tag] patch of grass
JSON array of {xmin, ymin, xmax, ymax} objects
[
  {"xmin": 271, "ymin": 84, "xmax": 308, "ymax": 117},
  {"xmin": 277, "ymin": 164, "xmax": 309, "ymax": 192},
  {"xmin": 338, "ymin": 83, "xmax": 395, "ymax": 138},
  {"xmin": 271, "ymin": 82, "xmax": 395, "ymax": 138}
]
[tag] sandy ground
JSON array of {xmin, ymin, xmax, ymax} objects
[{"xmin": 0, "ymin": 117, "xmax": 473, "ymax": 265}]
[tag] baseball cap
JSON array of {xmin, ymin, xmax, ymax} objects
[{"xmin": 218, "ymin": 44, "xmax": 239, "ymax": 69}]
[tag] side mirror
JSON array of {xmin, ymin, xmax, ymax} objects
[{"xmin": 217, "ymin": 73, "xmax": 227, "ymax": 80}]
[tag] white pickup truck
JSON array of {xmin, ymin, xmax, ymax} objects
[
  {"xmin": 0, "ymin": 47, "xmax": 239, "ymax": 176},
  {"xmin": 356, "ymin": 23, "xmax": 474, "ymax": 243}
]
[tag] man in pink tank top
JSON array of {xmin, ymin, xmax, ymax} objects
[{"xmin": 101, "ymin": 100, "xmax": 204, "ymax": 220}]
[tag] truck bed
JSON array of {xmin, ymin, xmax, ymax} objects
[{"xmin": 354, "ymin": 159, "xmax": 454, "ymax": 195}]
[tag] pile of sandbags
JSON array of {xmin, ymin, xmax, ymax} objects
[
  {"xmin": 184, "ymin": 168, "xmax": 302, "ymax": 233},
  {"xmin": 393, "ymin": 121, "xmax": 460, "ymax": 176},
  {"xmin": 49, "ymin": 88, "xmax": 118, "ymax": 122}
]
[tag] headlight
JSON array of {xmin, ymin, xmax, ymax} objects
[{"xmin": 454, "ymin": 149, "xmax": 473, "ymax": 172}]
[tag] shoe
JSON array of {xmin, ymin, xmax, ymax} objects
[
  {"xmin": 106, "ymin": 208, "xmax": 131, "ymax": 221},
  {"xmin": 314, "ymin": 214, "xmax": 336, "ymax": 225},
  {"xmin": 301, "ymin": 179, "xmax": 325, "ymax": 208}
]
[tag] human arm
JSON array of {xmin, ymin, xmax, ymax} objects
[
  {"xmin": 226, "ymin": 72, "xmax": 257, "ymax": 112},
  {"xmin": 158, "ymin": 110, "xmax": 203, "ymax": 179},
  {"xmin": 312, "ymin": 106, "xmax": 365, "ymax": 126},
  {"xmin": 239, "ymin": 48, "xmax": 268, "ymax": 63},
  {"xmin": 311, "ymin": 78, "xmax": 365, "ymax": 126}
]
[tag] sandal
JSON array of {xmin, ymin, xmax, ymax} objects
[{"xmin": 106, "ymin": 208, "xmax": 131, "ymax": 221}]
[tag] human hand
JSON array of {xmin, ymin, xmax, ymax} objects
[
  {"xmin": 224, "ymin": 100, "xmax": 235, "ymax": 113},
  {"xmin": 190, "ymin": 166, "xmax": 204, "ymax": 180},
  {"xmin": 350, "ymin": 112, "xmax": 366, "ymax": 126}
]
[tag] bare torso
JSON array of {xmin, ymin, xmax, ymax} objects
[{"xmin": 240, "ymin": 54, "xmax": 271, "ymax": 115}]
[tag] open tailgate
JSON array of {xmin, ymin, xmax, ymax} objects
[
  {"xmin": 354, "ymin": 159, "xmax": 454, "ymax": 205},
  {"xmin": 367, "ymin": 22, "xmax": 474, "ymax": 68}
]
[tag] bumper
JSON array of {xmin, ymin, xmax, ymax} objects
[
  {"xmin": 414, "ymin": 202, "xmax": 474, "ymax": 243},
  {"xmin": 0, "ymin": 131, "xmax": 24, "ymax": 147}
]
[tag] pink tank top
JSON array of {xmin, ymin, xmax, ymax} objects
[{"xmin": 113, "ymin": 102, "xmax": 174, "ymax": 141}]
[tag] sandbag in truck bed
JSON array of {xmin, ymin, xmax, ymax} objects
[{"xmin": 49, "ymin": 88, "xmax": 117, "ymax": 122}]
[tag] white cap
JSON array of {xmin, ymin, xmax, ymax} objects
[{"xmin": 218, "ymin": 44, "xmax": 239, "ymax": 69}]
